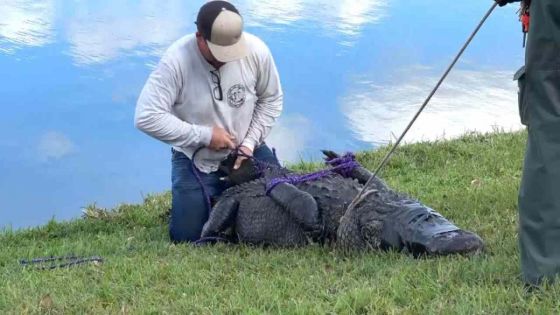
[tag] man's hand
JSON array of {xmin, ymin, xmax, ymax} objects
[
  {"xmin": 208, "ymin": 126, "xmax": 236, "ymax": 151},
  {"xmin": 494, "ymin": 0, "xmax": 519, "ymax": 7},
  {"xmin": 234, "ymin": 146, "xmax": 253, "ymax": 170}
]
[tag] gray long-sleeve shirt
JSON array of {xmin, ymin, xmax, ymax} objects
[{"xmin": 135, "ymin": 33, "xmax": 283, "ymax": 173}]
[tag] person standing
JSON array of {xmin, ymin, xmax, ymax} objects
[
  {"xmin": 135, "ymin": 1, "xmax": 283, "ymax": 242},
  {"xmin": 496, "ymin": 0, "xmax": 560, "ymax": 286}
]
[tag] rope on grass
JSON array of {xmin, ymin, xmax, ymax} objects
[{"xmin": 20, "ymin": 256, "xmax": 104, "ymax": 270}]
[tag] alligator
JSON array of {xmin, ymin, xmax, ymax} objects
[{"xmin": 201, "ymin": 151, "xmax": 484, "ymax": 256}]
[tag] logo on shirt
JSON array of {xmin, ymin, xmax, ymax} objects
[{"xmin": 227, "ymin": 84, "xmax": 246, "ymax": 108}]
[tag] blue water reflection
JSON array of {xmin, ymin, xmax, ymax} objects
[{"xmin": 0, "ymin": 0, "xmax": 524, "ymax": 229}]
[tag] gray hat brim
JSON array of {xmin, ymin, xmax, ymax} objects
[{"xmin": 207, "ymin": 33, "xmax": 248, "ymax": 63}]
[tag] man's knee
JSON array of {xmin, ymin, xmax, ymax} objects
[{"xmin": 170, "ymin": 189, "xmax": 209, "ymax": 243}]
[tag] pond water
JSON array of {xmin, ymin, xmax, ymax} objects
[{"xmin": 0, "ymin": 0, "xmax": 525, "ymax": 229}]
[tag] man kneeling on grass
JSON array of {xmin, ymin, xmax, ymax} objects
[{"xmin": 135, "ymin": 1, "xmax": 283, "ymax": 243}]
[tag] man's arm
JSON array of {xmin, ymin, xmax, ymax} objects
[
  {"xmin": 134, "ymin": 54, "xmax": 213, "ymax": 149},
  {"xmin": 240, "ymin": 44, "xmax": 283, "ymax": 152}
]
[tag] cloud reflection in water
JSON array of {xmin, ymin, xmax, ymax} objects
[
  {"xmin": 266, "ymin": 114, "xmax": 312, "ymax": 164},
  {"xmin": 243, "ymin": 0, "xmax": 387, "ymax": 37},
  {"xmin": 342, "ymin": 66, "xmax": 524, "ymax": 145},
  {"xmin": 65, "ymin": 0, "xmax": 196, "ymax": 65},
  {"xmin": 0, "ymin": 0, "xmax": 55, "ymax": 53},
  {"xmin": 0, "ymin": 0, "xmax": 389, "ymax": 65},
  {"xmin": 37, "ymin": 131, "xmax": 76, "ymax": 162}
]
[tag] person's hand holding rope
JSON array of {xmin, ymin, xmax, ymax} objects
[
  {"xmin": 207, "ymin": 126, "xmax": 253, "ymax": 169},
  {"xmin": 209, "ymin": 126, "xmax": 236, "ymax": 151},
  {"xmin": 234, "ymin": 146, "xmax": 253, "ymax": 170}
]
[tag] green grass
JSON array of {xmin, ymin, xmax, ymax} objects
[{"xmin": 2, "ymin": 130, "xmax": 559, "ymax": 314}]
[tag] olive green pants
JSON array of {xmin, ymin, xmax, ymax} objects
[{"xmin": 518, "ymin": 0, "xmax": 560, "ymax": 285}]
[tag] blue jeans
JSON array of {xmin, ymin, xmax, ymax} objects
[{"xmin": 170, "ymin": 144, "xmax": 280, "ymax": 243}]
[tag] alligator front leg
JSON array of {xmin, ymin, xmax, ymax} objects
[
  {"xmin": 201, "ymin": 197, "xmax": 239, "ymax": 238},
  {"xmin": 268, "ymin": 183, "xmax": 321, "ymax": 234},
  {"xmin": 337, "ymin": 189, "xmax": 382, "ymax": 254},
  {"xmin": 337, "ymin": 212, "xmax": 366, "ymax": 254}
]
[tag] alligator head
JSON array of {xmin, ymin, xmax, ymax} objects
[
  {"xmin": 219, "ymin": 153, "xmax": 290, "ymax": 186},
  {"xmin": 219, "ymin": 154, "xmax": 262, "ymax": 185}
]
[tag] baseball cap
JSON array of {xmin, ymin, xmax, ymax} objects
[{"xmin": 196, "ymin": 1, "xmax": 248, "ymax": 62}]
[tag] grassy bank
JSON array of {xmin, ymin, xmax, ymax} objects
[{"xmin": 2, "ymin": 130, "xmax": 559, "ymax": 314}]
